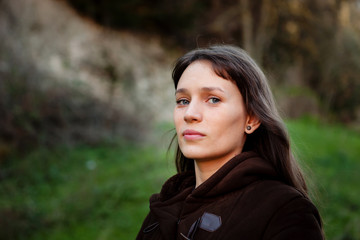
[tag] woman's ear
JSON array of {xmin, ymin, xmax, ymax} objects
[{"xmin": 245, "ymin": 115, "xmax": 261, "ymax": 134}]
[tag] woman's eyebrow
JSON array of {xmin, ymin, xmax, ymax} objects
[
  {"xmin": 175, "ymin": 88, "xmax": 188, "ymax": 95},
  {"xmin": 175, "ymin": 87, "xmax": 225, "ymax": 95},
  {"xmin": 201, "ymin": 87, "xmax": 225, "ymax": 93}
]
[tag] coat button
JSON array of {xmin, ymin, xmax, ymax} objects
[{"xmin": 199, "ymin": 212, "xmax": 222, "ymax": 232}]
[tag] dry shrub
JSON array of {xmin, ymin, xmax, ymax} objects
[{"xmin": 0, "ymin": 64, "xmax": 144, "ymax": 159}]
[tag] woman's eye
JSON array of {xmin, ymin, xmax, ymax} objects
[
  {"xmin": 208, "ymin": 97, "xmax": 220, "ymax": 104},
  {"xmin": 176, "ymin": 99, "xmax": 190, "ymax": 105}
]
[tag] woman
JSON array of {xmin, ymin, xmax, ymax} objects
[{"xmin": 137, "ymin": 45, "xmax": 324, "ymax": 240}]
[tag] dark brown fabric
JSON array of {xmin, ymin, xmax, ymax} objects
[{"xmin": 136, "ymin": 151, "xmax": 324, "ymax": 240}]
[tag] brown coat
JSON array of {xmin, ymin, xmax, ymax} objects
[{"xmin": 136, "ymin": 152, "xmax": 324, "ymax": 240}]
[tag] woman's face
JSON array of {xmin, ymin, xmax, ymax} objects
[{"xmin": 174, "ymin": 60, "xmax": 250, "ymax": 163}]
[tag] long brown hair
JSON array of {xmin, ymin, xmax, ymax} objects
[{"xmin": 171, "ymin": 45, "xmax": 308, "ymax": 196}]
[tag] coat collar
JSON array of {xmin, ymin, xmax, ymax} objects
[{"xmin": 152, "ymin": 151, "xmax": 278, "ymax": 203}]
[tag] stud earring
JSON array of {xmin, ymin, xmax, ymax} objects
[{"xmin": 246, "ymin": 126, "xmax": 251, "ymax": 131}]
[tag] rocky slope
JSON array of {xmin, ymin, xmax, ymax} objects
[{"xmin": 0, "ymin": 0, "xmax": 176, "ymax": 124}]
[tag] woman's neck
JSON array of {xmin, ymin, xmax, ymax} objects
[{"xmin": 194, "ymin": 157, "xmax": 232, "ymax": 188}]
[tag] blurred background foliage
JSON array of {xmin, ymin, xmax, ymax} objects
[
  {"xmin": 0, "ymin": 0, "xmax": 360, "ymax": 239},
  {"xmin": 67, "ymin": 0, "xmax": 360, "ymax": 123}
]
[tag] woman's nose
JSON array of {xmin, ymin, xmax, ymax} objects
[{"xmin": 184, "ymin": 101, "xmax": 202, "ymax": 123}]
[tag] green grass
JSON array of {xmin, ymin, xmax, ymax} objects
[
  {"xmin": 287, "ymin": 118, "xmax": 360, "ymax": 240},
  {"xmin": 1, "ymin": 118, "xmax": 359, "ymax": 240},
  {"xmin": 0, "ymin": 142, "xmax": 175, "ymax": 240}
]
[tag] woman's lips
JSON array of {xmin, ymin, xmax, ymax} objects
[{"xmin": 182, "ymin": 129, "xmax": 205, "ymax": 140}]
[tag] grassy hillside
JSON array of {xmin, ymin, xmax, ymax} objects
[{"xmin": 1, "ymin": 118, "xmax": 359, "ymax": 239}]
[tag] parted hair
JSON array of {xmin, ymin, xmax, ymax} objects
[{"xmin": 171, "ymin": 45, "xmax": 308, "ymax": 196}]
